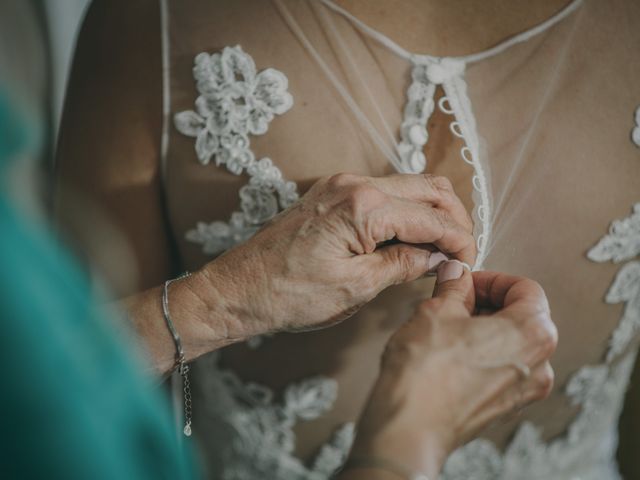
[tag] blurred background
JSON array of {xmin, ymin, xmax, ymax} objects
[{"xmin": 1, "ymin": 0, "xmax": 89, "ymax": 166}]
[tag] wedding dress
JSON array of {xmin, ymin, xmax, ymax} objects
[{"xmin": 159, "ymin": 0, "xmax": 640, "ymax": 478}]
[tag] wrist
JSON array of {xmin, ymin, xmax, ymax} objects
[
  {"xmin": 350, "ymin": 430, "xmax": 447, "ymax": 480},
  {"xmin": 170, "ymin": 265, "xmax": 249, "ymax": 360},
  {"xmin": 352, "ymin": 371, "xmax": 453, "ymax": 479}
]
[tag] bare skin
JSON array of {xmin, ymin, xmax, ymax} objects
[
  {"xmin": 55, "ymin": 0, "xmax": 640, "ymax": 474},
  {"xmin": 334, "ymin": 0, "xmax": 573, "ymax": 57},
  {"xmin": 123, "ymin": 214, "xmax": 556, "ymax": 480},
  {"xmin": 340, "ymin": 269, "xmax": 556, "ymax": 479},
  {"xmin": 119, "ymin": 172, "xmax": 476, "ymax": 373}
]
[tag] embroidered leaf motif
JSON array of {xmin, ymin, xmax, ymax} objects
[
  {"xmin": 586, "ymin": 204, "xmax": 640, "ymax": 361},
  {"xmin": 440, "ymin": 199, "xmax": 640, "ymax": 478},
  {"xmin": 565, "ymin": 364, "xmax": 609, "ymax": 406},
  {"xmin": 195, "ymin": 128, "xmax": 218, "ymax": 165},
  {"xmin": 174, "ymin": 110, "xmax": 205, "ymax": 137},
  {"xmin": 606, "ymin": 261, "xmax": 640, "ymax": 304},
  {"xmin": 312, "ymin": 423, "xmax": 355, "ymax": 475},
  {"xmin": 587, "ymin": 203, "xmax": 640, "ymax": 263},
  {"xmin": 605, "ymin": 261, "xmax": 640, "ymax": 361},
  {"xmin": 442, "ymin": 439, "xmax": 502, "ymax": 479}
]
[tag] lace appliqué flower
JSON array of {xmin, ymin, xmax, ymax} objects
[
  {"xmin": 175, "ymin": 46, "xmax": 293, "ymax": 169},
  {"xmin": 175, "ymin": 46, "xmax": 298, "ymax": 257},
  {"xmin": 193, "ymin": 353, "xmax": 354, "ymax": 480}
]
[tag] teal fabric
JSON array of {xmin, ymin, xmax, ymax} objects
[
  {"xmin": 0, "ymin": 92, "xmax": 195, "ymax": 479},
  {"xmin": 0, "ymin": 92, "xmax": 33, "ymax": 169}
]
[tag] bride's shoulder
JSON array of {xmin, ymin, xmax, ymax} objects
[{"xmin": 71, "ymin": 0, "xmax": 161, "ymax": 78}]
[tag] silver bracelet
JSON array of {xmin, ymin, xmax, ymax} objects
[
  {"xmin": 162, "ymin": 271, "xmax": 193, "ymax": 437},
  {"xmin": 341, "ymin": 455, "xmax": 431, "ymax": 480}
]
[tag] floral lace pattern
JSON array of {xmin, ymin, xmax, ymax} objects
[
  {"xmin": 190, "ymin": 202, "xmax": 640, "ymax": 480},
  {"xmin": 192, "ymin": 353, "xmax": 354, "ymax": 480},
  {"xmin": 174, "ymin": 45, "xmax": 640, "ymax": 479},
  {"xmin": 588, "ymin": 203, "xmax": 640, "ymax": 361},
  {"xmin": 176, "ymin": 46, "xmax": 352, "ymax": 478},
  {"xmin": 439, "ymin": 202, "xmax": 640, "ymax": 480},
  {"xmin": 174, "ymin": 46, "xmax": 298, "ymax": 255}
]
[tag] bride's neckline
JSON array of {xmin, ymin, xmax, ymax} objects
[{"xmin": 317, "ymin": 0, "xmax": 583, "ymax": 64}]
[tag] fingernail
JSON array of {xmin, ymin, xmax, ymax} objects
[
  {"xmin": 427, "ymin": 251, "xmax": 449, "ymax": 273},
  {"xmin": 436, "ymin": 260, "xmax": 464, "ymax": 284}
]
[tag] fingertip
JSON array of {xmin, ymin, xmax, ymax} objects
[
  {"xmin": 427, "ymin": 251, "xmax": 449, "ymax": 273},
  {"xmin": 435, "ymin": 259, "xmax": 467, "ymax": 285},
  {"xmin": 432, "ymin": 261, "xmax": 475, "ymax": 313}
]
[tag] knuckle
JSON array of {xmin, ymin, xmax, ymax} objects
[
  {"xmin": 463, "ymin": 211, "xmax": 474, "ymax": 233},
  {"xmin": 427, "ymin": 174, "xmax": 454, "ymax": 194},
  {"xmin": 382, "ymin": 332, "xmax": 424, "ymax": 369},
  {"xmin": 499, "ymin": 391, "xmax": 520, "ymax": 416},
  {"xmin": 538, "ymin": 366, "xmax": 555, "ymax": 397},
  {"xmin": 430, "ymin": 208, "xmax": 449, "ymax": 236},
  {"xmin": 392, "ymin": 246, "xmax": 421, "ymax": 282},
  {"xmin": 326, "ymin": 172, "xmax": 359, "ymax": 189},
  {"xmin": 527, "ymin": 319, "xmax": 558, "ymax": 358},
  {"xmin": 461, "ymin": 231, "xmax": 477, "ymax": 259},
  {"xmin": 544, "ymin": 321, "xmax": 559, "ymax": 355},
  {"xmin": 345, "ymin": 184, "xmax": 384, "ymax": 213},
  {"xmin": 521, "ymin": 279, "xmax": 550, "ymax": 309},
  {"xmin": 417, "ymin": 297, "xmax": 443, "ymax": 316},
  {"xmin": 529, "ymin": 364, "xmax": 554, "ymax": 401}
]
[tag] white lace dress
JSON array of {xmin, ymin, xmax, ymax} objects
[{"xmin": 160, "ymin": 0, "xmax": 640, "ymax": 478}]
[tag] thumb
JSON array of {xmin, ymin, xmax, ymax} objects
[
  {"xmin": 369, "ymin": 244, "xmax": 449, "ymax": 288},
  {"xmin": 431, "ymin": 261, "xmax": 475, "ymax": 314}
]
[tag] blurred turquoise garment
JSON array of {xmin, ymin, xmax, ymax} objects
[
  {"xmin": 0, "ymin": 92, "xmax": 195, "ymax": 479},
  {"xmin": 0, "ymin": 92, "xmax": 32, "ymax": 167}
]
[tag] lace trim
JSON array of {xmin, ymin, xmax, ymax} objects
[
  {"xmin": 174, "ymin": 46, "xmax": 298, "ymax": 255},
  {"xmin": 632, "ymin": 106, "xmax": 640, "ymax": 147},
  {"xmin": 588, "ymin": 203, "xmax": 640, "ymax": 361},
  {"xmin": 175, "ymin": 47, "xmax": 355, "ymax": 478},
  {"xmin": 174, "ymin": 44, "xmax": 640, "ymax": 479},
  {"xmin": 194, "ymin": 353, "xmax": 354, "ymax": 480},
  {"xmin": 397, "ymin": 57, "xmax": 491, "ymax": 269},
  {"xmin": 191, "ymin": 201, "xmax": 640, "ymax": 479},
  {"xmin": 442, "ymin": 353, "xmax": 635, "ymax": 480}
]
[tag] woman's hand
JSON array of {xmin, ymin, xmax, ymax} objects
[
  {"xmin": 197, "ymin": 173, "xmax": 476, "ymax": 338},
  {"xmin": 124, "ymin": 173, "xmax": 475, "ymax": 373},
  {"xmin": 343, "ymin": 266, "xmax": 557, "ymax": 479}
]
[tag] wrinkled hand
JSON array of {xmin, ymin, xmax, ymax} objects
[
  {"xmin": 348, "ymin": 267, "xmax": 557, "ymax": 478},
  {"xmin": 203, "ymin": 173, "xmax": 476, "ymax": 338}
]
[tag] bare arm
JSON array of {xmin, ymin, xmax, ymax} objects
[
  {"xmin": 117, "ymin": 173, "xmax": 478, "ymax": 375},
  {"xmin": 54, "ymin": 0, "xmax": 172, "ymax": 297},
  {"xmin": 54, "ymin": 1, "xmax": 481, "ymax": 381}
]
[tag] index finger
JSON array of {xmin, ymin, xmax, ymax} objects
[
  {"xmin": 472, "ymin": 271, "xmax": 550, "ymax": 315},
  {"xmin": 379, "ymin": 196, "xmax": 477, "ymax": 265},
  {"xmin": 368, "ymin": 174, "xmax": 474, "ymax": 233}
]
